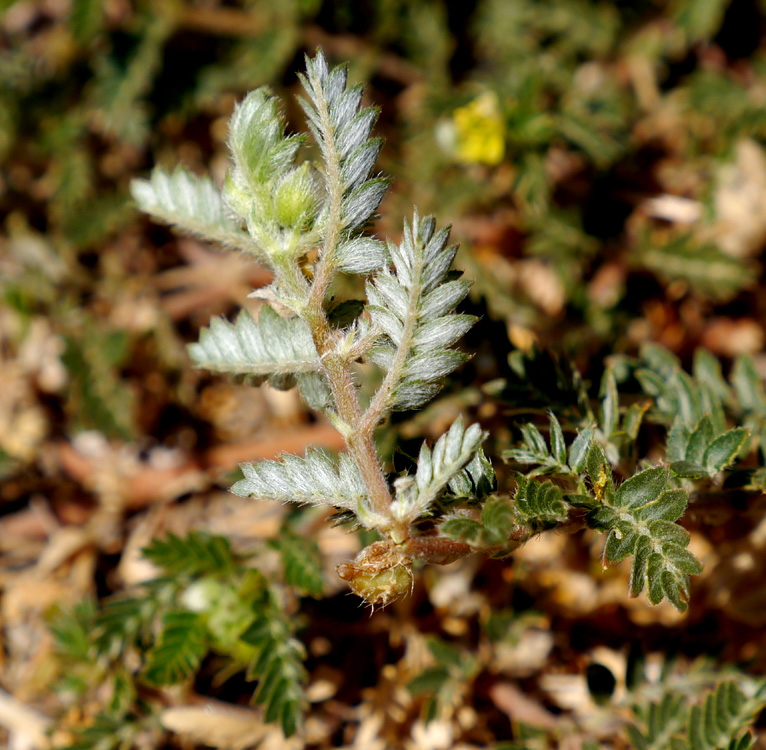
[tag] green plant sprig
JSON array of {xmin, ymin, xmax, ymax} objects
[{"xmin": 131, "ymin": 51, "xmax": 704, "ymax": 612}]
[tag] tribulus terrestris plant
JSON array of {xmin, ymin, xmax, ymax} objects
[{"xmin": 131, "ymin": 50, "xmax": 706, "ymax": 612}]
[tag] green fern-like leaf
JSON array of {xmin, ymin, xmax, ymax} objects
[
  {"xmin": 627, "ymin": 679, "xmax": 766, "ymax": 750},
  {"xmin": 686, "ymin": 681, "xmax": 765, "ymax": 750},
  {"xmin": 512, "ymin": 472, "xmax": 569, "ymax": 529},
  {"xmin": 50, "ymin": 598, "xmax": 98, "ymax": 662},
  {"xmin": 143, "ymin": 610, "xmax": 208, "ymax": 685},
  {"xmin": 584, "ymin": 443, "xmax": 701, "ymax": 612},
  {"xmin": 504, "ymin": 412, "xmax": 594, "ymax": 477},
  {"xmin": 440, "ymin": 495, "xmax": 521, "ymax": 555},
  {"xmin": 272, "ymin": 533, "xmax": 325, "ymax": 597},
  {"xmin": 241, "ymin": 601, "xmax": 307, "ymax": 737},
  {"xmin": 141, "ymin": 532, "xmax": 237, "ymax": 579},
  {"xmin": 95, "ymin": 595, "xmax": 157, "ymax": 656}
]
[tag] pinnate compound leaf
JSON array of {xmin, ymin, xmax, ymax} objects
[
  {"xmin": 272, "ymin": 533, "xmax": 324, "ymax": 597},
  {"xmin": 394, "ymin": 417, "xmax": 487, "ymax": 523},
  {"xmin": 439, "ymin": 516, "xmax": 498, "ymax": 547},
  {"xmin": 188, "ymin": 306, "xmax": 321, "ymax": 379},
  {"xmin": 241, "ymin": 603, "xmax": 307, "ymax": 737},
  {"xmin": 130, "ymin": 167, "xmax": 266, "ymax": 260},
  {"xmin": 481, "ymin": 496, "xmax": 516, "ymax": 542},
  {"xmin": 581, "ymin": 446, "xmax": 700, "ymax": 611},
  {"xmin": 143, "ymin": 610, "xmax": 208, "ymax": 685},
  {"xmin": 142, "ymin": 532, "xmax": 236, "ymax": 578},
  {"xmin": 513, "ymin": 473, "xmax": 569, "ymax": 529},
  {"xmin": 232, "ymin": 450, "xmax": 369, "ymax": 516},
  {"xmin": 299, "ymin": 51, "xmax": 388, "ymax": 236},
  {"xmin": 366, "ymin": 212, "xmax": 476, "ymax": 414},
  {"xmin": 685, "ymin": 681, "xmax": 766, "ymax": 750},
  {"xmin": 227, "ymin": 88, "xmax": 302, "ymax": 192}
]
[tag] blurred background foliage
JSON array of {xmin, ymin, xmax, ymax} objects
[{"xmin": 2, "ymin": 0, "xmax": 766, "ymax": 747}]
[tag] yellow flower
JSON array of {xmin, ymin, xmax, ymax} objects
[{"xmin": 452, "ymin": 92, "xmax": 505, "ymax": 166}]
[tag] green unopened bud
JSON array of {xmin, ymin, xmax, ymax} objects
[
  {"xmin": 223, "ymin": 172, "xmax": 252, "ymax": 219},
  {"xmin": 273, "ymin": 163, "xmax": 319, "ymax": 229}
]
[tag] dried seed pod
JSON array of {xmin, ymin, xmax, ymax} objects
[{"xmin": 337, "ymin": 540, "xmax": 413, "ymax": 607}]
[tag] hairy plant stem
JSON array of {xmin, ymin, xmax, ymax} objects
[{"xmin": 303, "ymin": 75, "xmax": 393, "ymax": 522}]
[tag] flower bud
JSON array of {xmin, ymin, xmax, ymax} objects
[{"xmin": 273, "ymin": 163, "xmax": 319, "ymax": 230}]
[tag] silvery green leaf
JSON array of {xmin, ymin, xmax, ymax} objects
[
  {"xmin": 389, "ymin": 381, "xmax": 441, "ymax": 411},
  {"xmin": 335, "ymin": 235, "xmax": 388, "ymax": 274},
  {"xmin": 324, "ymin": 66, "xmax": 348, "ymax": 109},
  {"xmin": 412, "ymin": 315, "xmax": 475, "ymax": 352},
  {"xmin": 331, "ymin": 85, "xmax": 363, "ymax": 130},
  {"xmin": 422, "ymin": 243, "xmax": 459, "ymax": 294},
  {"xmin": 368, "ymin": 305, "xmax": 404, "ymax": 344},
  {"xmin": 338, "ymin": 108, "xmax": 379, "ymax": 159},
  {"xmin": 367, "ymin": 273, "xmax": 409, "ymax": 318},
  {"xmin": 188, "ymin": 306, "xmax": 320, "ymax": 377},
  {"xmin": 364, "ymin": 215, "xmax": 476, "ymax": 416},
  {"xmin": 368, "ymin": 343, "xmax": 396, "ymax": 371},
  {"xmin": 387, "ymin": 237, "xmax": 413, "ymax": 287},
  {"xmin": 296, "ymin": 372, "xmax": 332, "ymax": 411},
  {"xmin": 232, "ymin": 449, "xmax": 366, "ymax": 513},
  {"xmin": 419, "ymin": 280, "xmax": 472, "ymax": 319},
  {"xmin": 391, "ymin": 417, "xmax": 487, "ymax": 523},
  {"xmin": 130, "ymin": 168, "xmax": 267, "ymax": 261},
  {"xmin": 402, "ymin": 349, "xmax": 468, "ymax": 383},
  {"xmin": 342, "ymin": 138, "xmax": 383, "ymax": 190},
  {"xmin": 228, "ymin": 89, "xmax": 303, "ymax": 191},
  {"xmin": 341, "ymin": 177, "xmax": 391, "ymax": 229},
  {"xmin": 304, "ymin": 50, "xmax": 329, "ymax": 88}
]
